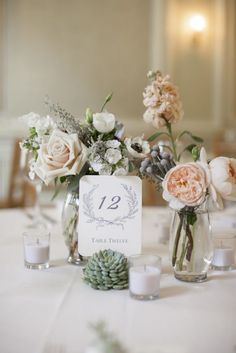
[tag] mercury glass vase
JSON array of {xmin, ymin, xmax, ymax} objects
[
  {"xmin": 62, "ymin": 187, "xmax": 86, "ymax": 265},
  {"xmin": 169, "ymin": 204, "xmax": 213, "ymax": 282}
]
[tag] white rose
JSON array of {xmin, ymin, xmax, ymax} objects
[
  {"xmin": 106, "ymin": 140, "xmax": 121, "ymax": 148},
  {"xmin": 113, "ymin": 167, "xmax": 128, "ymax": 176},
  {"xmin": 99, "ymin": 164, "xmax": 112, "ymax": 175},
  {"xmin": 92, "ymin": 112, "xmax": 116, "ymax": 133},
  {"xmin": 89, "ymin": 161, "xmax": 103, "ymax": 172},
  {"xmin": 113, "ymin": 157, "xmax": 129, "ymax": 176},
  {"xmin": 124, "ymin": 136, "xmax": 150, "ymax": 159},
  {"xmin": 209, "ymin": 157, "xmax": 236, "ymax": 201},
  {"xmin": 34, "ymin": 130, "xmax": 87, "ymax": 185},
  {"xmin": 104, "ymin": 148, "xmax": 122, "ymax": 165}
]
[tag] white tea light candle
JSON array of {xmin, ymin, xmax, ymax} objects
[
  {"xmin": 23, "ymin": 231, "xmax": 50, "ymax": 269},
  {"xmin": 129, "ymin": 254, "xmax": 161, "ymax": 300},
  {"xmin": 212, "ymin": 248, "xmax": 234, "ymax": 268},
  {"xmin": 212, "ymin": 234, "xmax": 235, "ymax": 270},
  {"xmin": 129, "ymin": 266, "xmax": 160, "ymax": 296}
]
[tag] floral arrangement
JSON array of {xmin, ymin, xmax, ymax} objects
[
  {"xmin": 141, "ymin": 70, "xmax": 236, "ymax": 210},
  {"xmin": 140, "ymin": 70, "xmax": 236, "ymax": 278},
  {"xmin": 20, "ymin": 94, "xmax": 150, "ymax": 190}
]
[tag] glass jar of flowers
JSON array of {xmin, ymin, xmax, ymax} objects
[
  {"xmin": 140, "ymin": 70, "xmax": 236, "ymax": 282},
  {"xmin": 20, "ymin": 94, "xmax": 149, "ymax": 264}
]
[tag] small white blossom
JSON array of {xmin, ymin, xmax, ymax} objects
[
  {"xmin": 113, "ymin": 167, "xmax": 128, "ymax": 176},
  {"xmin": 99, "ymin": 164, "xmax": 112, "ymax": 175},
  {"xmin": 19, "ymin": 112, "xmax": 41, "ymax": 128},
  {"xmin": 35, "ymin": 115, "xmax": 56, "ymax": 137},
  {"xmin": 124, "ymin": 136, "xmax": 150, "ymax": 159},
  {"xmin": 104, "ymin": 148, "xmax": 122, "ymax": 165},
  {"xmin": 106, "ymin": 140, "xmax": 121, "ymax": 148}
]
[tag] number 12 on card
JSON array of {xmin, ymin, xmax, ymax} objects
[{"xmin": 78, "ymin": 175, "xmax": 142, "ymax": 256}]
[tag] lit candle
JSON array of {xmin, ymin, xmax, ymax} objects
[{"xmin": 129, "ymin": 265, "xmax": 161, "ymax": 297}]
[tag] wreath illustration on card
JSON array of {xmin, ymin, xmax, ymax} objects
[{"xmin": 82, "ymin": 184, "xmax": 138, "ymax": 230}]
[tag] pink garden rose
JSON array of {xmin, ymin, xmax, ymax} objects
[
  {"xmin": 162, "ymin": 163, "xmax": 209, "ymax": 210},
  {"xmin": 34, "ymin": 130, "xmax": 87, "ymax": 185},
  {"xmin": 143, "ymin": 73, "xmax": 184, "ymax": 129},
  {"xmin": 209, "ymin": 157, "xmax": 236, "ymax": 201}
]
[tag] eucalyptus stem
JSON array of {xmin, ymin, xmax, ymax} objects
[
  {"xmin": 178, "ymin": 227, "xmax": 188, "ymax": 271},
  {"xmin": 172, "ymin": 212, "xmax": 184, "ymax": 267},
  {"xmin": 166, "ymin": 121, "xmax": 178, "ymax": 162},
  {"xmin": 186, "ymin": 223, "xmax": 194, "ymax": 262}
]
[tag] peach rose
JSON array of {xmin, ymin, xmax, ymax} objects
[
  {"xmin": 34, "ymin": 130, "xmax": 87, "ymax": 185},
  {"xmin": 162, "ymin": 163, "xmax": 209, "ymax": 210},
  {"xmin": 209, "ymin": 157, "xmax": 236, "ymax": 201}
]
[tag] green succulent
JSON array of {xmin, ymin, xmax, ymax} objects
[{"xmin": 83, "ymin": 249, "xmax": 128, "ymax": 290}]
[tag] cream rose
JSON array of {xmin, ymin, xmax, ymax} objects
[
  {"xmin": 34, "ymin": 130, "xmax": 87, "ymax": 185},
  {"xmin": 92, "ymin": 112, "xmax": 116, "ymax": 133},
  {"xmin": 209, "ymin": 157, "xmax": 236, "ymax": 201},
  {"xmin": 162, "ymin": 163, "xmax": 209, "ymax": 210}
]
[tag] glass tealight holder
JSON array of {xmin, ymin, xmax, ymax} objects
[
  {"xmin": 128, "ymin": 254, "xmax": 161, "ymax": 301},
  {"xmin": 211, "ymin": 234, "xmax": 235, "ymax": 271},
  {"xmin": 23, "ymin": 230, "xmax": 50, "ymax": 270}
]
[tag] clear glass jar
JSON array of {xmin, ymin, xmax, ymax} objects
[
  {"xmin": 62, "ymin": 187, "xmax": 87, "ymax": 265},
  {"xmin": 169, "ymin": 205, "xmax": 213, "ymax": 282}
]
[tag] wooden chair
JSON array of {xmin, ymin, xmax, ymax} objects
[{"xmin": 0, "ymin": 138, "xmax": 36, "ymax": 208}]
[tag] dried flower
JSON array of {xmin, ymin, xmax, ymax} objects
[{"xmin": 143, "ymin": 72, "xmax": 184, "ymax": 129}]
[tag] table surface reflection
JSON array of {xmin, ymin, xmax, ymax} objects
[{"xmin": 0, "ymin": 206, "xmax": 236, "ymax": 353}]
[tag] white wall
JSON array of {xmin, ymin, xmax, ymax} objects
[
  {"xmin": 0, "ymin": 0, "xmax": 235, "ymax": 139},
  {"xmin": 2, "ymin": 0, "xmax": 150, "ymax": 127}
]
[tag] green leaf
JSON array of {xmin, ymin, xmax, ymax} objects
[
  {"xmin": 29, "ymin": 127, "xmax": 37, "ymax": 138},
  {"xmin": 177, "ymin": 130, "xmax": 204, "ymax": 143},
  {"xmin": 100, "ymin": 92, "xmax": 113, "ymax": 112},
  {"xmin": 147, "ymin": 131, "xmax": 170, "ymax": 142},
  {"xmin": 85, "ymin": 108, "xmax": 93, "ymax": 123},
  {"xmin": 178, "ymin": 144, "xmax": 197, "ymax": 160},
  {"xmin": 192, "ymin": 146, "xmax": 201, "ymax": 162},
  {"xmin": 185, "ymin": 143, "xmax": 197, "ymax": 152},
  {"xmin": 60, "ymin": 176, "xmax": 67, "ymax": 183},
  {"xmin": 187, "ymin": 212, "xmax": 197, "ymax": 226},
  {"xmin": 191, "ymin": 135, "xmax": 204, "ymax": 143},
  {"xmin": 51, "ymin": 186, "xmax": 62, "ymax": 201}
]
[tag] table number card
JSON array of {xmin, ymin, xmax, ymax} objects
[{"xmin": 78, "ymin": 176, "xmax": 142, "ymax": 256}]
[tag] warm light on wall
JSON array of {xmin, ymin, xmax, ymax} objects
[
  {"xmin": 189, "ymin": 14, "xmax": 207, "ymax": 33},
  {"xmin": 188, "ymin": 14, "xmax": 207, "ymax": 46}
]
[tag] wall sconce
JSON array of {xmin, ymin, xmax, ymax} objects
[{"xmin": 188, "ymin": 14, "xmax": 207, "ymax": 46}]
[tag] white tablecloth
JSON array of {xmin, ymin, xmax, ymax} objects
[{"xmin": 0, "ymin": 207, "xmax": 236, "ymax": 353}]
